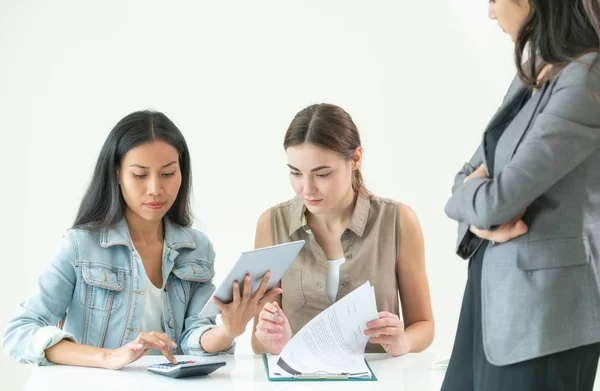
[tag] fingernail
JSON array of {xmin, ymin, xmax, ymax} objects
[
  {"xmin": 245, "ymin": 275, "xmax": 251, "ymax": 280},
  {"xmin": 159, "ymin": 341, "xmax": 166, "ymax": 346},
  {"xmin": 234, "ymin": 281, "xmax": 239, "ymax": 287},
  {"xmin": 171, "ymin": 342, "xmax": 178, "ymax": 348}
]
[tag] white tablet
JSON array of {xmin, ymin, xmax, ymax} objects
[{"xmin": 199, "ymin": 240, "xmax": 305, "ymax": 318}]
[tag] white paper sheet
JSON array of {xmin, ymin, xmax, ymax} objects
[{"xmin": 274, "ymin": 281, "xmax": 378, "ymax": 377}]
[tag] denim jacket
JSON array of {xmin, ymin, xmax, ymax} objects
[{"xmin": 2, "ymin": 218, "xmax": 234, "ymax": 365}]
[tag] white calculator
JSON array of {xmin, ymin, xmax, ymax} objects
[{"xmin": 147, "ymin": 360, "xmax": 226, "ymax": 378}]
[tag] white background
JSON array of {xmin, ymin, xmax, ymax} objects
[{"xmin": 0, "ymin": 0, "xmax": 515, "ymax": 388}]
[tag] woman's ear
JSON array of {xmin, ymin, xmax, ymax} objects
[{"xmin": 352, "ymin": 146, "xmax": 363, "ymax": 170}]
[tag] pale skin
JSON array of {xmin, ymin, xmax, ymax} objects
[
  {"xmin": 488, "ymin": 0, "xmax": 531, "ymax": 43},
  {"xmin": 251, "ymin": 143, "xmax": 434, "ymax": 356},
  {"xmin": 46, "ymin": 140, "xmax": 274, "ymax": 369}
]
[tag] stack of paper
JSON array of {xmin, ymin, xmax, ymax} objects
[{"xmin": 264, "ymin": 281, "xmax": 379, "ymax": 381}]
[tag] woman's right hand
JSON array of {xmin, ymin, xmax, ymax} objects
[
  {"xmin": 104, "ymin": 331, "xmax": 178, "ymax": 370},
  {"xmin": 255, "ymin": 301, "xmax": 292, "ymax": 355},
  {"xmin": 469, "ymin": 209, "xmax": 528, "ymax": 244}
]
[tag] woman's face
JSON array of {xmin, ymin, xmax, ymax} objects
[
  {"xmin": 286, "ymin": 142, "xmax": 359, "ymax": 215},
  {"xmin": 488, "ymin": 0, "xmax": 531, "ymax": 42},
  {"xmin": 118, "ymin": 140, "xmax": 182, "ymax": 223}
]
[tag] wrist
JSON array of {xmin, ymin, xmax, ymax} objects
[
  {"xmin": 220, "ymin": 324, "xmax": 241, "ymax": 341},
  {"xmin": 99, "ymin": 348, "xmax": 114, "ymax": 369},
  {"xmin": 403, "ymin": 337, "xmax": 412, "ymax": 354},
  {"xmin": 401, "ymin": 330, "xmax": 414, "ymax": 355}
]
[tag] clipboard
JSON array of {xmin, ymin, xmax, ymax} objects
[{"xmin": 262, "ymin": 354, "xmax": 378, "ymax": 382}]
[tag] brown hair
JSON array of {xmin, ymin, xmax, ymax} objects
[
  {"xmin": 283, "ymin": 103, "xmax": 369, "ymax": 197},
  {"xmin": 514, "ymin": 0, "xmax": 600, "ymax": 88}
]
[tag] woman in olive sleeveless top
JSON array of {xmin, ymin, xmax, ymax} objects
[{"xmin": 251, "ymin": 103, "xmax": 434, "ymax": 356}]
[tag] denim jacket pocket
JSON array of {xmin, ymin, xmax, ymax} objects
[
  {"xmin": 79, "ymin": 264, "xmax": 126, "ymax": 311},
  {"xmin": 171, "ymin": 260, "xmax": 212, "ymax": 304},
  {"xmin": 172, "ymin": 260, "xmax": 212, "ymax": 282}
]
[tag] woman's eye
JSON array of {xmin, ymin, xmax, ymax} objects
[
  {"xmin": 132, "ymin": 173, "xmax": 147, "ymax": 179},
  {"xmin": 316, "ymin": 173, "xmax": 330, "ymax": 178},
  {"xmin": 290, "ymin": 171, "xmax": 301, "ymax": 177},
  {"xmin": 162, "ymin": 171, "xmax": 176, "ymax": 177}
]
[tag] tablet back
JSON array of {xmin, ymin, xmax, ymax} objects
[{"xmin": 199, "ymin": 240, "xmax": 305, "ymax": 318}]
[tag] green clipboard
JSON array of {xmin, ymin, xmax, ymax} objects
[{"xmin": 262, "ymin": 354, "xmax": 378, "ymax": 382}]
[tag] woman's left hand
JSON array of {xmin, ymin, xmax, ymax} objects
[
  {"xmin": 213, "ymin": 272, "xmax": 283, "ymax": 339},
  {"xmin": 464, "ymin": 163, "xmax": 488, "ymax": 183},
  {"xmin": 364, "ymin": 312, "xmax": 410, "ymax": 357}
]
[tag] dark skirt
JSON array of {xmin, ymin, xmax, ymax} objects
[{"xmin": 441, "ymin": 241, "xmax": 600, "ymax": 391}]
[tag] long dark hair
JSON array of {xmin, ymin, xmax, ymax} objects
[
  {"xmin": 283, "ymin": 103, "xmax": 369, "ymax": 197},
  {"xmin": 73, "ymin": 110, "xmax": 193, "ymax": 230},
  {"xmin": 515, "ymin": 0, "xmax": 600, "ymax": 87}
]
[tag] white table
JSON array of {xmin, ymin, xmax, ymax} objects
[
  {"xmin": 23, "ymin": 353, "xmax": 600, "ymax": 390},
  {"xmin": 24, "ymin": 353, "xmax": 448, "ymax": 391}
]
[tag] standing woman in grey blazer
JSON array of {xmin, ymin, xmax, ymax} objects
[{"xmin": 442, "ymin": 0, "xmax": 600, "ymax": 390}]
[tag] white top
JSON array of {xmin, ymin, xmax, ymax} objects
[
  {"xmin": 139, "ymin": 274, "xmax": 165, "ymax": 354},
  {"xmin": 326, "ymin": 257, "xmax": 345, "ymax": 303}
]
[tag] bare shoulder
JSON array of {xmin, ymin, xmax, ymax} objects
[
  {"xmin": 398, "ymin": 203, "xmax": 422, "ymax": 231},
  {"xmin": 396, "ymin": 203, "xmax": 425, "ymax": 267},
  {"xmin": 255, "ymin": 208, "xmax": 273, "ymax": 248},
  {"xmin": 256, "ymin": 208, "xmax": 272, "ymax": 231}
]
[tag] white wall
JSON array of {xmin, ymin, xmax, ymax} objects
[{"xmin": 0, "ymin": 0, "xmax": 515, "ymax": 388}]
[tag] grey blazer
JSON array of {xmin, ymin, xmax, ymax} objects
[{"xmin": 445, "ymin": 52, "xmax": 600, "ymax": 366}]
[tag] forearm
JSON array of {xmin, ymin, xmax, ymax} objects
[
  {"xmin": 199, "ymin": 325, "xmax": 236, "ymax": 353},
  {"xmin": 250, "ymin": 309, "xmax": 271, "ymax": 354},
  {"xmin": 403, "ymin": 320, "xmax": 434, "ymax": 353},
  {"xmin": 45, "ymin": 340, "xmax": 109, "ymax": 368},
  {"xmin": 446, "ymin": 176, "xmax": 516, "ymax": 229},
  {"xmin": 251, "ymin": 332, "xmax": 269, "ymax": 355}
]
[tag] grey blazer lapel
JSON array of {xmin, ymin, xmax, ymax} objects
[
  {"xmin": 493, "ymin": 81, "xmax": 554, "ymax": 174},
  {"xmin": 480, "ymin": 76, "xmax": 528, "ymax": 174}
]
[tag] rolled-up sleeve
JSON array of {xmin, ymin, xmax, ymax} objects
[
  {"xmin": 179, "ymin": 240, "xmax": 235, "ymax": 355},
  {"xmin": 2, "ymin": 231, "xmax": 78, "ymax": 365},
  {"xmin": 21, "ymin": 326, "xmax": 77, "ymax": 366}
]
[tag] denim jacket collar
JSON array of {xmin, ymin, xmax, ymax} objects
[{"xmin": 100, "ymin": 218, "xmax": 196, "ymax": 251}]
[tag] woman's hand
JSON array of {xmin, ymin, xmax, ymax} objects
[
  {"xmin": 469, "ymin": 209, "xmax": 528, "ymax": 244},
  {"xmin": 464, "ymin": 165, "xmax": 528, "ymax": 243},
  {"xmin": 255, "ymin": 301, "xmax": 292, "ymax": 355},
  {"xmin": 364, "ymin": 312, "xmax": 410, "ymax": 357},
  {"xmin": 464, "ymin": 163, "xmax": 488, "ymax": 183},
  {"xmin": 213, "ymin": 272, "xmax": 283, "ymax": 339},
  {"xmin": 104, "ymin": 331, "xmax": 178, "ymax": 370}
]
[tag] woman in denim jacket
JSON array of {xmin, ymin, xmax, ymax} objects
[{"xmin": 2, "ymin": 111, "xmax": 280, "ymax": 369}]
